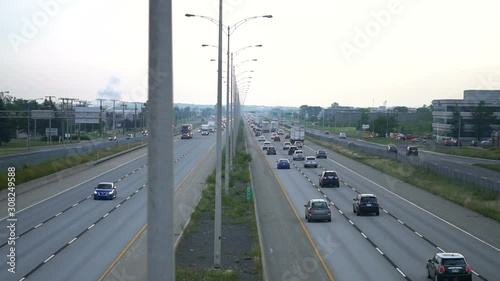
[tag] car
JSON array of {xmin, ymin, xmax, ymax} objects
[
  {"xmin": 406, "ymin": 146, "xmax": 418, "ymax": 156},
  {"xmin": 283, "ymin": 142, "xmax": 291, "ymax": 150},
  {"xmin": 277, "ymin": 129, "xmax": 284, "ymax": 135},
  {"xmin": 267, "ymin": 146, "xmax": 277, "ymax": 155},
  {"xmin": 273, "ymin": 135, "xmax": 281, "ymax": 142},
  {"xmin": 262, "ymin": 141, "xmax": 271, "ymax": 150},
  {"xmin": 292, "ymin": 150, "xmax": 305, "ymax": 161},
  {"xmin": 288, "ymin": 145, "xmax": 298, "ymax": 155},
  {"xmin": 295, "ymin": 141, "xmax": 303, "ymax": 148},
  {"xmin": 339, "ymin": 132, "xmax": 346, "ymax": 139},
  {"xmin": 411, "ymin": 138, "xmax": 427, "ymax": 143},
  {"xmin": 94, "ymin": 182, "xmax": 117, "ymax": 200},
  {"xmin": 255, "ymin": 131, "xmax": 262, "ymax": 137},
  {"xmin": 304, "ymin": 156, "xmax": 318, "ymax": 168},
  {"xmin": 426, "ymin": 253, "xmax": 472, "ymax": 281},
  {"xmin": 258, "ymin": 135, "xmax": 266, "ymax": 142},
  {"xmin": 324, "ymin": 131, "xmax": 330, "ymax": 135},
  {"xmin": 126, "ymin": 134, "xmax": 133, "ymax": 139},
  {"xmin": 277, "ymin": 158, "xmax": 291, "ymax": 169},
  {"xmin": 304, "ymin": 199, "xmax": 331, "ymax": 222},
  {"xmin": 471, "ymin": 140, "xmax": 478, "ymax": 146},
  {"xmin": 284, "ymin": 134, "xmax": 290, "ymax": 139},
  {"xmin": 319, "ymin": 170, "xmax": 340, "ymax": 187},
  {"xmin": 387, "ymin": 144, "xmax": 398, "ymax": 153},
  {"xmin": 109, "ymin": 135, "xmax": 117, "ymax": 141},
  {"xmin": 316, "ymin": 150, "xmax": 327, "ymax": 159},
  {"xmin": 352, "ymin": 194, "xmax": 379, "ymax": 216}
]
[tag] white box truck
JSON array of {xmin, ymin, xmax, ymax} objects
[{"xmin": 290, "ymin": 126, "xmax": 305, "ymax": 144}]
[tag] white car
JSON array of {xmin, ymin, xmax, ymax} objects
[
  {"xmin": 304, "ymin": 156, "xmax": 318, "ymax": 168},
  {"xmin": 262, "ymin": 141, "xmax": 272, "ymax": 150},
  {"xmin": 283, "ymin": 142, "xmax": 291, "ymax": 150},
  {"xmin": 258, "ymin": 136, "xmax": 266, "ymax": 142},
  {"xmin": 277, "ymin": 129, "xmax": 284, "ymax": 135},
  {"xmin": 339, "ymin": 132, "xmax": 346, "ymax": 139}
]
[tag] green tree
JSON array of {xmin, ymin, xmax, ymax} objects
[
  {"xmin": 0, "ymin": 97, "xmax": 12, "ymax": 145},
  {"xmin": 472, "ymin": 101, "xmax": 495, "ymax": 140},
  {"xmin": 357, "ymin": 108, "xmax": 370, "ymax": 130},
  {"xmin": 450, "ymin": 104, "xmax": 464, "ymax": 138},
  {"xmin": 393, "ymin": 106, "xmax": 408, "ymax": 113}
]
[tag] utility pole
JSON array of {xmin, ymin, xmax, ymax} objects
[
  {"xmin": 121, "ymin": 102, "xmax": 127, "ymax": 135},
  {"xmin": 111, "ymin": 99, "xmax": 118, "ymax": 137},
  {"xmin": 133, "ymin": 102, "xmax": 140, "ymax": 138},
  {"xmin": 97, "ymin": 99, "xmax": 106, "ymax": 139},
  {"xmin": 45, "ymin": 96, "xmax": 56, "ymax": 144}
]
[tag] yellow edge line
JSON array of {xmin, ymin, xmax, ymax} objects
[
  {"xmin": 97, "ymin": 223, "xmax": 147, "ymax": 281},
  {"xmin": 267, "ymin": 151, "xmax": 336, "ymax": 281},
  {"xmin": 98, "ymin": 140, "xmax": 216, "ymax": 280}
]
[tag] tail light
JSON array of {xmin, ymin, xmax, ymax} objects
[
  {"xmin": 439, "ymin": 266, "xmax": 445, "ymax": 273},
  {"xmin": 308, "ymin": 209, "xmax": 312, "ymax": 214},
  {"xmin": 466, "ymin": 265, "xmax": 471, "ymax": 273}
]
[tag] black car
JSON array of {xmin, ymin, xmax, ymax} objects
[
  {"xmin": 426, "ymin": 253, "xmax": 472, "ymax": 281},
  {"xmin": 387, "ymin": 144, "xmax": 398, "ymax": 153},
  {"xmin": 288, "ymin": 146, "xmax": 298, "ymax": 155},
  {"xmin": 406, "ymin": 146, "xmax": 418, "ymax": 156},
  {"xmin": 353, "ymin": 194, "xmax": 379, "ymax": 216},
  {"xmin": 267, "ymin": 146, "xmax": 277, "ymax": 155},
  {"xmin": 318, "ymin": 170, "xmax": 340, "ymax": 187},
  {"xmin": 316, "ymin": 150, "xmax": 327, "ymax": 159}
]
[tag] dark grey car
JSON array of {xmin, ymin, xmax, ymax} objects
[{"xmin": 304, "ymin": 199, "xmax": 331, "ymax": 222}]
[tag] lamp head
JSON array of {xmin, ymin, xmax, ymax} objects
[{"xmin": 185, "ymin": 14, "xmax": 195, "ymax": 17}]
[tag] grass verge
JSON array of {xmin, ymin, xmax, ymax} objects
[
  {"xmin": 176, "ymin": 120, "xmax": 262, "ymax": 281},
  {"xmin": 308, "ymin": 137, "xmax": 500, "ymax": 222},
  {"xmin": 0, "ymin": 142, "xmax": 145, "ymax": 191}
]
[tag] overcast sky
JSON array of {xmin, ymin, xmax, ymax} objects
[{"xmin": 2, "ymin": 0, "xmax": 500, "ymax": 109}]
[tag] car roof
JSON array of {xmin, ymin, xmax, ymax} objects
[
  {"xmin": 98, "ymin": 181, "xmax": 113, "ymax": 185},
  {"xmin": 294, "ymin": 150, "xmax": 303, "ymax": 153},
  {"xmin": 278, "ymin": 158, "xmax": 289, "ymax": 162},
  {"xmin": 306, "ymin": 156, "xmax": 316, "ymax": 159},
  {"xmin": 309, "ymin": 198, "xmax": 328, "ymax": 203},
  {"xmin": 317, "ymin": 150, "xmax": 325, "ymax": 152},
  {"xmin": 436, "ymin": 253, "xmax": 465, "ymax": 259},
  {"xmin": 359, "ymin": 193, "xmax": 376, "ymax": 198}
]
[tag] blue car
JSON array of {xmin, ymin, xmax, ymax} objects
[
  {"xmin": 277, "ymin": 159, "xmax": 291, "ymax": 169},
  {"xmin": 94, "ymin": 182, "xmax": 117, "ymax": 200}
]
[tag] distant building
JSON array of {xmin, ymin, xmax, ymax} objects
[{"xmin": 432, "ymin": 90, "xmax": 500, "ymax": 141}]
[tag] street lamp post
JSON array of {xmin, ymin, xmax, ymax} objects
[{"xmin": 186, "ymin": 11, "xmax": 271, "ymax": 268}]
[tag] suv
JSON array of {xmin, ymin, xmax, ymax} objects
[
  {"xmin": 406, "ymin": 146, "xmax": 418, "ymax": 156},
  {"xmin": 319, "ymin": 170, "xmax": 340, "ymax": 187},
  {"xmin": 426, "ymin": 253, "xmax": 472, "ymax": 281},
  {"xmin": 292, "ymin": 150, "xmax": 305, "ymax": 161},
  {"xmin": 288, "ymin": 146, "xmax": 298, "ymax": 155},
  {"xmin": 267, "ymin": 146, "xmax": 277, "ymax": 155},
  {"xmin": 339, "ymin": 132, "xmax": 346, "ymax": 139},
  {"xmin": 295, "ymin": 141, "xmax": 303, "ymax": 148},
  {"xmin": 352, "ymin": 194, "xmax": 379, "ymax": 216},
  {"xmin": 316, "ymin": 150, "xmax": 327, "ymax": 159},
  {"xmin": 304, "ymin": 199, "xmax": 331, "ymax": 222},
  {"xmin": 283, "ymin": 142, "xmax": 291, "ymax": 150}
]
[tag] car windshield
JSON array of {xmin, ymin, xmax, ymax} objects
[
  {"xmin": 96, "ymin": 183, "xmax": 112, "ymax": 190},
  {"xmin": 312, "ymin": 202, "xmax": 328, "ymax": 209},
  {"xmin": 442, "ymin": 258, "xmax": 466, "ymax": 266},
  {"xmin": 324, "ymin": 172, "xmax": 336, "ymax": 177}
]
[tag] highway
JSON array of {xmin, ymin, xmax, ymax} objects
[
  {"xmin": 249, "ymin": 123, "xmax": 500, "ymax": 281},
  {"xmin": 1, "ymin": 121, "xmax": 499, "ymax": 280},
  {"xmin": 0, "ymin": 132, "xmax": 215, "ymax": 281}
]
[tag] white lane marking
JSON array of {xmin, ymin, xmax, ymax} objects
[
  {"xmin": 376, "ymin": 247, "xmax": 384, "ymax": 255},
  {"xmin": 415, "ymin": 232, "xmax": 423, "ymax": 238},
  {"xmin": 115, "ymin": 204, "xmax": 121, "ymax": 208},
  {"xmin": 103, "ymin": 213, "xmax": 109, "ymax": 218},
  {"xmin": 0, "ymin": 153, "xmax": 147, "ymax": 221},
  {"xmin": 396, "ymin": 268, "xmax": 406, "ymax": 277},
  {"xmin": 55, "ymin": 212, "xmax": 62, "ymax": 217},
  {"xmin": 68, "ymin": 238, "xmax": 77, "ymax": 244},
  {"xmin": 72, "ymin": 203, "xmax": 78, "ymax": 207},
  {"xmin": 330, "ymin": 158, "xmax": 500, "ymax": 252},
  {"xmin": 361, "ymin": 233, "xmax": 367, "ymax": 239},
  {"xmin": 88, "ymin": 224, "xmax": 95, "ymax": 230},
  {"xmin": 34, "ymin": 223, "xmax": 43, "ymax": 229},
  {"xmin": 437, "ymin": 246, "xmax": 445, "ymax": 252},
  {"xmin": 44, "ymin": 254, "xmax": 55, "ymax": 263}
]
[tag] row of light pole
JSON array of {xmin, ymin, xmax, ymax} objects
[{"xmin": 185, "ymin": 11, "xmax": 271, "ymax": 268}]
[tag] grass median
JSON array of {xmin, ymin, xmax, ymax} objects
[
  {"xmin": 176, "ymin": 122, "xmax": 262, "ymax": 281},
  {"xmin": 0, "ymin": 141, "xmax": 145, "ymax": 191},
  {"xmin": 308, "ymin": 137, "xmax": 500, "ymax": 222}
]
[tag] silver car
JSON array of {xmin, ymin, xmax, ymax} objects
[
  {"xmin": 293, "ymin": 150, "xmax": 305, "ymax": 161},
  {"xmin": 304, "ymin": 199, "xmax": 331, "ymax": 222},
  {"xmin": 304, "ymin": 156, "xmax": 318, "ymax": 168}
]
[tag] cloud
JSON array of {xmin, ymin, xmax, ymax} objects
[{"xmin": 97, "ymin": 76, "xmax": 122, "ymax": 100}]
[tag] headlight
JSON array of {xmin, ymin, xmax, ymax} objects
[
  {"xmin": 109, "ymin": 191, "xmax": 114, "ymax": 194},
  {"xmin": 94, "ymin": 191, "xmax": 97, "ymax": 194}
]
